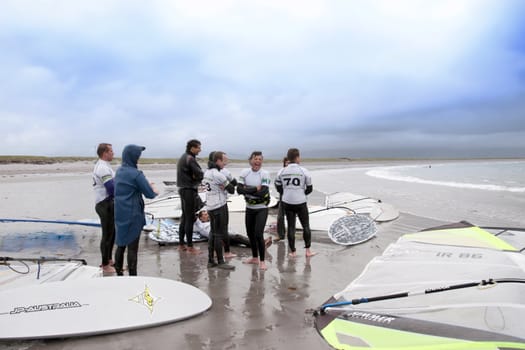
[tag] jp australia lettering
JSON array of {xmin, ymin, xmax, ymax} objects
[{"xmin": 10, "ymin": 301, "xmax": 82, "ymax": 314}]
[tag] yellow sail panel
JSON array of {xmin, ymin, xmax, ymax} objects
[{"xmin": 401, "ymin": 227, "xmax": 517, "ymax": 251}]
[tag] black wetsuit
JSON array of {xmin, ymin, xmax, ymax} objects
[{"xmin": 177, "ymin": 151, "xmax": 203, "ymax": 247}]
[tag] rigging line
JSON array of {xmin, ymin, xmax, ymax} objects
[
  {"xmin": 0, "ymin": 256, "xmax": 88, "ymax": 265},
  {"xmin": 325, "ymin": 192, "xmax": 381, "ymax": 203},
  {"xmin": 482, "ymin": 226, "xmax": 525, "ymax": 233},
  {"xmin": 319, "ymin": 278, "xmax": 525, "ymax": 314},
  {"xmin": 0, "ymin": 218, "xmax": 100, "ymax": 227},
  {"xmin": 309, "ymin": 206, "xmax": 355, "ymax": 215},
  {"xmin": 480, "ymin": 226, "xmax": 525, "ymax": 251},
  {"xmin": 145, "ymin": 195, "xmax": 180, "ymax": 205},
  {"xmin": 324, "ymin": 302, "xmax": 525, "ymax": 315}
]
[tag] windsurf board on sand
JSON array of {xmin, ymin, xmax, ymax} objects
[
  {"xmin": 306, "ymin": 206, "xmax": 352, "ymax": 231},
  {"xmin": 146, "ymin": 218, "xmax": 206, "ymax": 244},
  {"xmin": 324, "ymin": 192, "xmax": 399, "ymax": 222},
  {"xmin": 0, "ymin": 259, "xmax": 101, "ymax": 291},
  {"xmin": 328, "ymin": 214, "xmax": 378, "ymax": 245},
  {"xmin": 226, "ymin": 194, "xmax": 279, "ymax": 212},
  {"xmin": 145, "ymin": 193, "xmax": 277, "ymax": 218},
  {"xmin": 144, "ymin": 196, "xmax": 183, "ymax": 219},
  {"xmin": 0, "ymin": 276, "xmax": 212, "ymax": 340}
]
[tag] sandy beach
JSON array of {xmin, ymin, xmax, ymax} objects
[{"xmin": 0, "ymin": 159, "xmax": 523, "ymax": 349}]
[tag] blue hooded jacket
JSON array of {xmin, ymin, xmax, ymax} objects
[{"xmin": 114, "ymin": 144, "xmax": 157, "ymax": 246}]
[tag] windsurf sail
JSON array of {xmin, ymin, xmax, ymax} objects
[{"xmin": 314, "ymin": 221, "xmax": 525, "ymax": 349}]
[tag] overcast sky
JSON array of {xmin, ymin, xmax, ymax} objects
[{"xmin": 1, "ymin": 0, "xmax": 524, "ymax": 159}]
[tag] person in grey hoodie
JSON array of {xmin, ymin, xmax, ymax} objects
[{"xmin": 114, "ymin": 144, "xmax": 158, "ymax": 275}]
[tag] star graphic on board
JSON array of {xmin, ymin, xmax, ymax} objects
[{"xmin": 129, "ymin": 284, "xmax": 161, "ymax": 313}]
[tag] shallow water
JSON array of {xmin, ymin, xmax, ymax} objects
[{"xmin": 367, "ymin": 160, "xmax": 525, "ymax": 193}]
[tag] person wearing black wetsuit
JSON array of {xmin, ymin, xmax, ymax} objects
[{"xmin": 177, "ymin": 139, "xmax": 203, "ymax": 254}]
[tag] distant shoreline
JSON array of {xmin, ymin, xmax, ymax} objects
[
  {"xmin": 1, "ymin": 155, "xmax": 522, "ymax": 165},
  {"xmin": 1, "ymin": 156, "xmax": 523, "ymax": 178}
]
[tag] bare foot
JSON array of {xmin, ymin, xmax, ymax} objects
[
  {"xmin": 187, "ymin": 246, "xmax": 202, "ymax": 255},
  {"xmin": 224, "ymin": 252, "xmax": 237, "ymax": 258},
  {"xmin": 289, "ymin": 251, "xmax": 297, "ymax": 258},
  {"xmin": 102, "ymin": 264, "xmax": 116, "ymax": 274},
  {"xmin": 259, "ymin": 261, "xmax": 268, "ymax": 270},
  {"xmin": 305, "ymin": 249, "xmax": 317, "ymax": 257},
  {"xmin": 243, "ymin": 257, "xmax": 259, "ymax": 264},
  {"xmin": 178, "ymin": 244, "xmax": 187, "ymax": 251}
]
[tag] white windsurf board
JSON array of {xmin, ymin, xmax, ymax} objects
[
  {"xmin": 145, "ymin": 197, "xmax": 183, "ymax": 219},
  {"xmin": 0, "ymin": 276, "xmax": 212, "ymax": 340},
  {"xmin": 324, "ymin": 192, "xmax": 376, "ymax": 207},
  {"xmin": 226, "ymin": 194, "xmax": 279, "ymax": 212},
  {"xmin": 373, "ymin": 202, "xmax": 399, "ymax": 222},
  {"xmin": 0, "ymin": 261, "xmax": 101, "ymax": 291},
  {"xmin": 324, "ymin": 192, "xmax": 399, "ymax": 222},
  {"xmin": 305, "ymin": 206, "xmax": 351, "ymax": 231},
  {"xmin": 328, "ymin": 214, "xmax": 378, "ymax": 245}
]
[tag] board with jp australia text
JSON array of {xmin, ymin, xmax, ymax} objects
[{"xmin": 0, "ymin": 276, "xmax": 212, "ymax": 340}]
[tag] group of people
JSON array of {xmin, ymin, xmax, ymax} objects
[
  {"xmin": 92, "ymin": 143, "xmax": 158, "ymax": 275},
  {"xmin": 92, "ymin": 139, "xmax": 315, "ymax": 275}
]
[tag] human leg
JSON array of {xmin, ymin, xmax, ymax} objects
[
  {"xmin": 114, "ymin": 245, "xmax": 126, "ymax": 276},
  {"xmin": 284, "ymin": 203, "xmax": 297, "ymax": 255},
  {"xmin": 127, "ymin": 235, "xmax": 140, "ymax": 276},
  {"xmin": 210, "ymin": 206, "xmax": 234, "ymax": 270},
  {"xmin": 207, "ymin": 226, "xmax": 215, "ymax": 265},
  {"xmin": 209, "ymin": 207, "xmax": 225, "ymax": 263},
  {"xmin": 276, "ymin": 199, "xmax": 286, "ymax": 240},
  {"xmin": 243, "ymin": 209, "xmax": 259, "ymax": 264},
  {"xmin": 253, "ymin": 207, "xmax": 268, "ymax": 262},
  {"xmin": 297, "ymin": 202, "xmax": 316, "ymax": 257},
  {"xmin": 181, "ymin": 189, "xmax": 200, "ymax": 253},
  {"xmin": 95, "ymin": 199, "xmax": 115, "ymax": 268},
  {"xmin": 222, "ymin": 205, "xmax": 236, "ymax": 258},
  {"xmin": 222, "ymin": 204, "xmax": 232, "ymax": 253},
  {"xmin": 178, "ymin": 188, "xmax": 186, "ymax": 247},
  {"xmin": 229, "ymin": 233, "xmax": 250, "ymax": 247}
]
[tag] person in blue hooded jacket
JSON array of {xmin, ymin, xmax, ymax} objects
[{"xmin": 114, "ymin": 144, "xmax": 158, "ymax": 276}]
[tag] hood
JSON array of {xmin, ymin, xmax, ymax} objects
[{"xmin": 121, "ymin": 144, "xmax": 145, "ymax": 168}]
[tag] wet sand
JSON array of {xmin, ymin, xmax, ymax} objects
[{"xmin": 0, "ymin": 160, "xmax": 520, "ymax": 349}]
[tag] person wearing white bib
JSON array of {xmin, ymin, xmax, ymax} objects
[
  {"xmin": 92, "ymin": 143, "xmax": 116, "ymax": 274},
  {"xmin": 207, "ymin": 151, "xmax": 238, "ymax": 258},
  {"xmin": 202, "ymin": 151, "xmax": 236, "ymax": 270},
  {"xmin": 237, "ymin": 151, "xmax": 273, "ymax": 270},
  {"xmin": 275, "ymin": 148, "xmax": 316, "ymax": 258}
]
